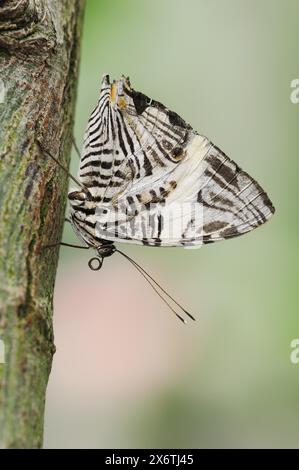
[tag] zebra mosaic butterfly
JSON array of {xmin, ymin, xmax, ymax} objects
[{"xmin": 49, "ymin": 74, "xmax": 275, "ymax": 322}]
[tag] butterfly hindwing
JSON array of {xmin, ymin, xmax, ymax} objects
[{"xmin": 94, "ymin": 135, "xmax": 274, "ymax": 246}]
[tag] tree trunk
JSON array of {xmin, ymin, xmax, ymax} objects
[{"xmin": 0, "ymin": 0, "xmax": 85, "ymax": 448}]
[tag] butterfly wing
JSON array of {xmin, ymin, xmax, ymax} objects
[{"xmin": 77, "ymin": 75, "xmax": 275, "ymax": 247}]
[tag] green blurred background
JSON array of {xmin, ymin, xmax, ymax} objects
[{"xmin": 44, "ymin": 0, "xmax": 299, "ymax": 448}]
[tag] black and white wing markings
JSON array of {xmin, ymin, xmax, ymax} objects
[
  {"xmin": 95, "ymin": 140, "xmax": 274, "ymax": 246},
  {"xmin": 70, "ymin": 74, "xmax": 275, "ymax": 249}
]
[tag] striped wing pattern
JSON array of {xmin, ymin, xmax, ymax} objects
[{"xmin": 69, "ymin": 75, "xmax": 275, "ymax": 248}]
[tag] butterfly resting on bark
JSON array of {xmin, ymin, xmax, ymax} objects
[{"xmin": 44, "ymin": 74, "xmax": 275, "ymax": 323}]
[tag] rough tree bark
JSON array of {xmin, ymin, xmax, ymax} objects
[{"xmin": 0, "ymin": 0, "xmax": 85, "ymax": 448}]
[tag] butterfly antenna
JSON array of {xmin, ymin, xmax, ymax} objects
[
  {"xmin": 115, "ymin": 249, "xmax": 196, "ymax": 324},
  {"xmin": 117, "ymin": 249, "xmax": 186, "ymax": 324},
  {"xmin": 37, "ymin": 141, "xmax": 85, "ymax": 189}
]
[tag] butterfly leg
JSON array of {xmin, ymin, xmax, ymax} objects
[
  {"xmin": 43, "ymin": 242, "xmax": 89, "ymax": 250},
  {"xmin": 36, "ymin": 139, "xmax": 83, "ymax": 189}
]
